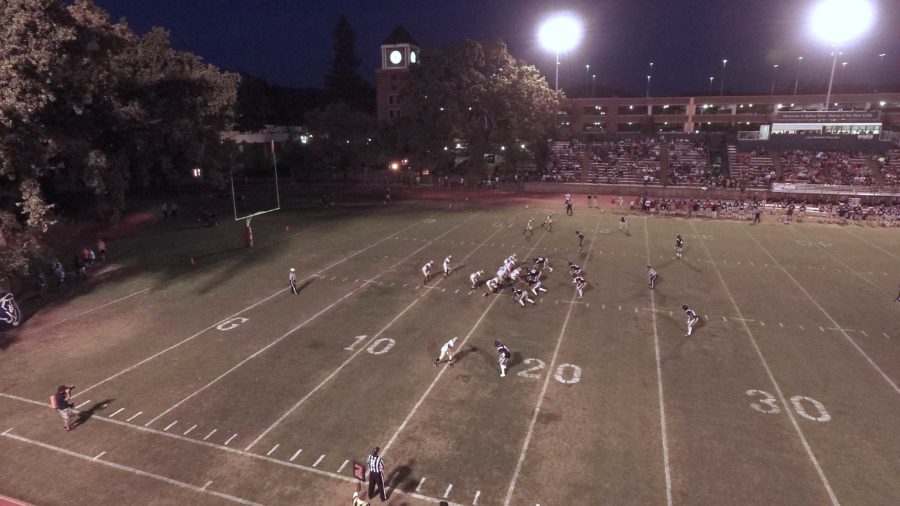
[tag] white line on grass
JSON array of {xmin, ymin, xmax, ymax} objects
[
  {"xmin": 145, "ymin": 213, "xmax": 483, "ymax": 429},
  {"xmin": 203, "ymin": 429, "xmax": 217, "ymax": 441},
  {"xmin": 108, "ymin": 408, "xmax": 124, "ymax": 418},
  {"xmin": 126, "ymin": 411, "xmax": 143, "ymax": 422},
  {"xmin": 791, "ymin": 227, "xmax": 891, "ymax": 295},
  {"xmin": 243, "ymin": 211, "xmax": 520, "ymax": 451},
  {"xmin": 20, "ymin": 288, "xmax": 150, "ymax": 337},
  {"xmin": 183, "ymin": 424, "xmax": 197, "ymax": 436},
  {"xmin": 76, "ymin": 217, "xmax": 431, "ymax": 399},
  {"xmin": 290, "ymin": 449, "xmax": 303, "ymax": 462},
  {"xmin": 313, "ymin": 455, "xmax": 325, "ymax": 467},
  {"xmin": 383, "ymin": 227, "xmax": 551, "ymax": 461},
  {"xmin": 224, "ymin": 434, "xmax": 238, "ymax": 446},
  {"xmin": 641, "ymin": 217, "xmax": 673, "ymax": 506},
  {"xmin": 741, "ymin": 226, "xmax": 900, "ymax": 398},
  {"xmin": 690, "ymin": 221, "xmax": 839, "ymax": 505},
  {"xmin": 163, "ymin": 421, "xmax": 178, "ymax": 431},
  {"xmin": 266, "ymin": 444, "xmax": 279, "ymax": 456},
  {"xmin": 75, "ymin": 400, "xmax": 91, "ymax": 409},
  {"xmin": 844, "ymin": 229, "xmax": 900, "ymax": 261},
  {"xmin": 337, "ymin": 459, "xmax": 348, "ymax": 473},
  {"xmin": 0, "ymin": 432, "xmax": 263, "ymax": 506},
  {"xmin": 503, "ymin": 218, "xmax": 623, "ymax": 506}
]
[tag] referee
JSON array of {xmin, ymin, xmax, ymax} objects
[{"xmin": 367, "ymin": 446, "xmax": 387, "ymax": 501}]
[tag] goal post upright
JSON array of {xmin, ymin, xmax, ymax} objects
[{"xmin": 230, "ymin": 139, "xmax": 282, "ymax": 248}]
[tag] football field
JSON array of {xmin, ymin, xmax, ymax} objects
[{"xmin": 1, "ymin": 193, "xmax": 899, "ymax": 506}]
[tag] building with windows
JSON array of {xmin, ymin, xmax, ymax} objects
[{"xmin": 375, "ymin": 26, "xmax": 420, "ymax": 123}]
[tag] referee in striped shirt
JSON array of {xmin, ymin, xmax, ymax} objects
[{"xmin": 367, "ymin": 446, "xmax": 387, "ymax": 501}]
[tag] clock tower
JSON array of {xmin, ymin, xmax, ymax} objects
[{"xmin": 376, "ymin": 26, "xmax": 420, "ymax": 123}]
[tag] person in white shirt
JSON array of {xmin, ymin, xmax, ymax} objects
[
  {"xmin": 433, "ymin": 336, "xmax": 459, "ymax": 366},
  {"xmin": 442, "ymin": 255, "xmax": 453, "ymax": 278},
  {"xmin": 647, "ymin": 266, "xmax": 658, "ymax": 289},
  {"xmin": 422, "ymin": 261, "xmax": 434, "ymax": 284},
  {"xmin": 469, "ymin": 270, "xmax": 484, "ymax": 290}
]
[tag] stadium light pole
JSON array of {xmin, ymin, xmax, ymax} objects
[
  {"xmin": 708, "ymin": 76, "xmax": 714, "ymax": 96},
  {"xmin": 538, "ymin": 12, "xmax": 584, "ymax": 92},
  {"xmin": 793, "ymin": 56, "xmax": 804, "ymax": 95},
  {"xmin": 770, "ymin": 64, "xmax": 779, "ymax": 95},
  {"xmin": 585, "ymin": 64, "xmax": 590, "ymax": 95},
  {"xmin": 811, "ymin": 0, "xmax": 874, "ymax": 111},
  {"xmin": 591, "ymin": 74, "xmax": 596, "ymax": 97},
  {"xmin": 720, "ymin": 59, "xmax": 728, "ymax": 95},
  {"xmin": 876, "ymin": 53, "xmax": 886, "ymax": 92},
  {"xmin": 646, "ymin": 75, "xmax": 652, "ymax": 97}
]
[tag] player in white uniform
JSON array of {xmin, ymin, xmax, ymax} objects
[
  {"xmin": 675, "ymin": 235, "xmax": 684, "ymax": 259},
  {"xmin": 442, "ymin": 255, "xmax": 453, "ymax": 278},
  {"xmin": 495, "ymin": 340, "xmax": 511, "ymax": 377},
  {"xmin": 541, "ymin": 212, "xmax": 553, "ymax": 231},
  {"xmin": 647, "ymin": 266, "xmax": 658, "ymax": 289},
  {"xmin": 509, "ymin": 268, "xmax": 522, "ymax": 284},
  {"xmin": 289, "ymin": 268, "xmax": 299, "ymax": 294},
  {"xmin": 422, "ymin": 261, "xmax": 434, "ymax": 284},
  {"xmin": 568, "ymin": 261, "xmax": 583, "ymax": 278},
  {"xmin": 469, "ymin": 270, "xmax": 484, "ymax": 290},
  {"xmin": 483, "ymin": 277, "xmax": 501, "ymax": 296},
  {"xmin": 682, "ymin": 304, "xmax": 700, "ymax": 336},
  {"xmin": 619, "ymin": 215, "xmax": 629, "ymax": 233},
  {"xmin": 433, "ymin": 336, "xmax": 459, "ymax": 366},
  {"xmin": 573, "ymin": 275, "xmax": 587, "ymax": 298},
  {"xmin": 523, "ymin": 218, "xmax": 534, "ymax": 237},
  {"xmin": 513, "ymin": 288, "xmax": 535, "ymax": 306}
]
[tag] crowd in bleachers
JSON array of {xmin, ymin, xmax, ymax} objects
[
  {"xmin": 545, "ymin": 140, "xmax": 585, "ymax": 182},
  {"xmin": 779, "ymin": 149, "xmax": 875, "ymax": 185}
]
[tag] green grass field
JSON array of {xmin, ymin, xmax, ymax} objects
[{"xmin": 1, "ymin": 193, "xmax": 899, "ymax": 506}]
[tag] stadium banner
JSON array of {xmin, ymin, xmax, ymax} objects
[
  {"xmin": 0, "ymin": 292, "xmax": 22, "ymax": 330},
  {"xmin": 774, "ymin": 111, "xmax": 880, "ymax": 123}
]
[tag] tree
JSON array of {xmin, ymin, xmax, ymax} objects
[
  {"xmin": 324, "ymin": 16, "xmax": 373, "ymax": 112},
  {"xmin": 399, "ymin": 39, "xmax": 563, "ymax": 176},
  {"xmin": 304, "ymin": 102, "xmax": 377, "ymax": 179},
  {"xmin": 0, "ymin": 0, "xmax": 239, "ymax": 283}
]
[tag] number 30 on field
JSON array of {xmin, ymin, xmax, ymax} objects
[{"xmin": 746, "ymin": 389, "xmax": 831, "ymax": 422}]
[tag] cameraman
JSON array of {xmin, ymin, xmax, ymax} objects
[{"xmin": 50, "ymin": 385, "xmax": 81, "ymax": 431}]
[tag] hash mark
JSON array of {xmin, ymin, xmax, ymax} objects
[
  {"xmin": 224, "ymin": 433, "xmax": 238, "ymax": 446},
  {"xmin": 126, "ymin": 411, "xmax": 143, "ymax": 422},
  {"xmin": 109, "ymin": 408, "xmax": 125, "ymax": 418},
  {"xmin": 266, "ymin": 444, "xmax": 279, "ymax": 456},
  {"xmin": 203, "ymin": 429, "xmax": 217, "ymax": 441},
  {"xmin": 183, "ymin": 424, "xmax": 198, "ymax": 436},
  {"xmin": 163, "ymin": 421, "xmax": 178, "ymax": 431},
  {"xmin": 290, "ymin": 449, "xmax": 303, "ymax": 462},
  {"xmin": 313, "ymin": 454, "xmax": 325, "ymax": 467}
]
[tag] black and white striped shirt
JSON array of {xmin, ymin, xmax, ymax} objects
[{"xmin": 367, "ymin": 453, "xmax": 384, "ymax": 475}]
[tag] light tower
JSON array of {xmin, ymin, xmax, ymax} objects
[
  {"xmin": 538, "ymin": 12, "xmax": 583, "ymax": 91},
  {"xmin": 810, "ymin": 0, "xmax": 874, "ymax": 110}
]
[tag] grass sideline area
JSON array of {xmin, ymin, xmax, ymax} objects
[{"xmin": 1, "ymin": 192, "xmax": 899, "ymax": 506}]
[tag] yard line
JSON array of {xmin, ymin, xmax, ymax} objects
[
  {"xmin": 290, "ymin": 449, "xmax": 303, "ymax": 462},
  {"xmin": 183, "ymin": 424, "xmax": 198, "ymax": 436},
  {"xmin": 93, "ymin": 451, "xmax": 106, "ymax": 461},
  {"xmin": 691, "ymin": 221, "xmax": 839, "ymax": 505},
  {"xmin": 126, "ymin": 411, "xmax": 143, "ymax": 422},
  {"xmin": 791, "ymin": 227, "xmax": 891, "ymax": 295},
  {"xmin": 146, "ymin": 213, "xmax": 484, "ymax": 429},
  {"xmin": 243, "ymin": 211, "xmax": 522, "ymax": 451},
  {"xmin": 202, "ymin": 481, "xmax": 213, "ymax": 491},
  {"xmin": 383, "ymin": 228, "xmax": 551, "ymax": 461},
  {"xmin": 266, "ymin": 444, "xmax": 279, "ymax": 456},
  {"xmin": 337, "ymin": 459, "xmax": 348, "ymax": 473},
  {"xmin": 76, "ymin": 216, "xmax": 431, "ymax": 399},
  {"xmin": 203, "ymin": 429, "xmax": 217, "ymax": 441},
  {"xmin": 313, "ymin": 455, "xmax": 325, "ymax": 467},
  {"xmin": 443, "ymin": 484, "xmax": 453, "ymax": 498},
  {"xmin": 163, "ymin": 421, "xmax": 178, "ymax": 431},
  {"xmin": 742, "ymin": 226, "xmax": 900, "ymax": 399},
  {"xmin": 416, "ymin": 477, "xmax": 426, "ymax": 493},
  {"xmin": 20, "ymin": 288, "xmax": 150, "ymax": 337},
  {"xmin": 108, "ymin": 408, "xmax": 125, "ymax": 418},
  {"xmin": 75, "ymin": 400, "xmax": 92, "ymax": 409},
  {"xmin": 1, "ymin": 432, "xmax": 263, "ymax": 506},
  {"xmin": 473, "ymin": 490, "xmax": 481, "ymax": 505},
  {"xmin": 844, "ymin": 228, "xmax": 900, "ymax": 261},
  {"xmin": 224, "ymin": 434, "xmax": 238, "ymax": 446}
]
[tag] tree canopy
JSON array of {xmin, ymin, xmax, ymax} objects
[
  {"xmin": 324, "ymin": 16, "xmax": 373, "ymax": 112},
  {"xmin": 398, "ymin": 38, "xmax": 563, "ymax": 174},
  {"xmin": 0, "ymin": 0, "xmax": 239, "ymax": 282}
]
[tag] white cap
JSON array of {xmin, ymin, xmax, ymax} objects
[
  {"xmin": 290, "ymin": 268, "xmax": 296, "ymax": 272},
  {"xmin": 452, "ymin": 336, "xmax": 459, "ymax": 343}
]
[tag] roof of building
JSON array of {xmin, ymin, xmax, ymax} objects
[{"xmin": 382, "ymin": 25, "xmax": 419, "ymax": 46}]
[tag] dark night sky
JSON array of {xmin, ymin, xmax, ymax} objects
[{"xmin": 94, "ymin": 0, "xmax": 899, "ymax": 97}]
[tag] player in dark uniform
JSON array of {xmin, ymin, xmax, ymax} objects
[
  {"xmin": 513, "ymin": 288, "xmax": 535, "ymax": 307},
  {"xmin": 576, "ymin": 230, "xmax": 585, "ymax": 252},
  {"xmin": 675, "ymin": 235, "xmax": 684, "ymax": 259},
  {"xmin": 533, "ymin": 256, "xmax": 552, "ymax": 272},
  {"xmin": 682, "ymin": 304, "xmax": 700, "ymax": 336},
  {"xmin": 495, "ymin": 340, "xmax": 511, "ymax": 377},
  {"xmin": 526, "ymin": 274, "xmax": 547, "ymax": 295},
  {"xmin": 568, "ymin": 261, "xmax": 582, "ymax": 278}
]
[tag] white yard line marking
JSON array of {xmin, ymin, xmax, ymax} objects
[
  {"xmin": 799, "ymin": 325, "xmax": 805, "ymax": 330},
  {"xmin": 93, "ymin": 451, "xmax": 106, "ymax": 461},
  {"xmin": 791, "ymin": 228, "xmax": 891, "ymax": 295},
  {"xmin": 845, "ymin": 229, "xmax": 900, "ymax": 261},
  {"xmin": 416, "ymin": 477, "xmax": 426, "ymax": 493},
  {"xmin": 148, "ymin": 214, "xmax": 485, "ymax": 430},
  {"xmin": 313, "ymin": 454, "xmax": 325, "ymax": 467},
  {"xmin": 503, "ymin": 219, "xmax": 607, "ymax": 506},
  {"xmin": 779, "ymin": 322, "xmax": 784, "ymax": 328},
  {"xmin": 75, "ymin": 400, "xmax": 91, "ymax": 409},
  {"xmin": 883, "ymin": 332, "xmax": 891, "ymax": 340},
  {"xmin": 692, "ymin": 222, "xmax": 839, "ymax": 505},
  {"xmin": 202, "ymin": 481, "xmax": 213, "ymax": 491},
  {"xmin": 108, "ymin": 408, "xmax": 125, "ymax": 418},
  {"xmin": 163, "ymin": 421, "xmax": 178, "ymax": 431},
  {"xmin": 473, "ymin": 490, "xmax": 481, "ymax": 504},
  {"xmin": 21, "ymin": 288, "xmax": 150, "ymax": 337},
  {"xmin": 1, "ymin": 432, "xmax": 263, "ymax": 505},
  {"xmin": 126, "ymin": 411, "xmax": 143, "ymax": 422},
  {"xmin": 443, "ymin": 484, "xmax": 453, "ymax": 498},
  {"xmin": 337, "ymin": 459, "xmax": 348, "ymax": 473},
  {"xmin": 266, "ymin": 444, "xmax": 279, "ymax": 456},
  {"xmin": 743, "ymin": 228, "xmax": 900, "ymax": 399},
  {"xmin": 290, "ymin": 449, "xmax": 303, "ymax": 462},
  {"xmin": 760, "ymin": 321, "xmax": 765, "ymax": 327},
  {"xmin": 183, "ymin": 424, "xmax": 198, "ymax": 436},
  {"xmin": 244, "ymin": 212, "xmax": 522, "ymax": 451},
  {"xmin": 2, "ymin": 428, "xmax": 12, "ymax": 435},
  {"xmin": 641, "ymin": 217, "xmax": 673, "ymax": 506},
  {"xmin": 224, "ymin": 434, "xmax": 238, "ymax": 446},
  {"xmin": 203, "ymin": 429, "xmax": 217, "ymax": 441},
  {"xmin": 77, "ymin": 218, "xmax": 431, "ymax": 401}
]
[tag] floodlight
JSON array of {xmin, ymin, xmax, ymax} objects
[
  {"xmin": 811, "ymin": 0, "xmax": 874, "ymax": 46},
  {"xmin": 538, "ymin": 13, "xmax": 583, "ymax": 54}
]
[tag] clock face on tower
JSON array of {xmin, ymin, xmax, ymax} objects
[
  {"xmin": 389, "ymin": 50, "xmax": 402, "ymax": 65},
  {"xmin": 409, "ymin": 50, "xmax": 417, "ymax": 64}
]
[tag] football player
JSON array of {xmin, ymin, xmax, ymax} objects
[
  {"xmin": 495, "ymin": 340, "xmax": 511, "ymax": 377},
  {"xmin": 682, "ymin": 304, "xmax": 700, "ymax": 336}
]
